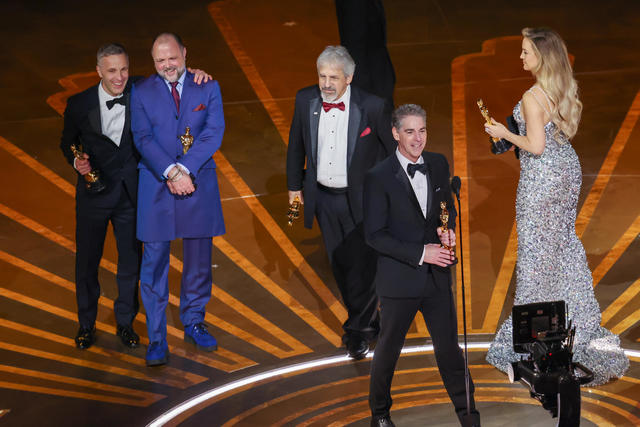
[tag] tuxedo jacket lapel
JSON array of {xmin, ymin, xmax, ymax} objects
[
  {"xmin": 309, "ymin": 96, "xmax": 321, "ymax": 167},
  {"xmin": 424, "ymin": 153, "xmax": 435, "ymax": 218},
  {"xmin": 88, "ymin": 86, "xmax": 102, "ymax": 135},
  {"xmin": 120, "ymin": 89, "xmax": 132, "ymax": 143},
  {"xmin": 392, "ymin": 157, "xmax": 423, "ymax": 217},
  {"xmin": 347, "ymin": 89, "xmax": 361, "ymax": 167}
]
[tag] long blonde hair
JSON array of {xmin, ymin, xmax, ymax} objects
[{"xmin": 522, "ymin": 27, "xmax": 582, "ymax": 139}]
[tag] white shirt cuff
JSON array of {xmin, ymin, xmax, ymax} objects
[
  {"xmin": 163, "ymin": 163, "xmax": 177, "ymax": 178},
  {"xmin": 163, "ymin": 163, "xmax": 191, "ymax": 179},
  {"xmin": 418, "ymin": 246, "xmax": 426, "ymax": 265},
  {"xmin": 176, "ymin": 163, "xmax": 190, "ymax": 175}
]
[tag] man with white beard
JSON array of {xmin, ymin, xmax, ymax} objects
[{"xmin": 286, "ymin": 46, "xmax": 395, "ymax": 359}]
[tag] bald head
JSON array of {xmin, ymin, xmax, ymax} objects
[{"xmin": 151, "ymin": 32, "xmax": 186, "ymax": 82}]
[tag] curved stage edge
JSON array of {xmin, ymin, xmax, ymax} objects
[{"xmin": 148, "ymin": 343, "xmax": 640, "ymax": 426}]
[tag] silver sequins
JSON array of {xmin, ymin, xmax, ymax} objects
[{"xmin": 485, "ymin": 100, "xmax": 629, "ymax": 386}]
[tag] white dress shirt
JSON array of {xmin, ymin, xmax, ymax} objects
[
  {"xmin": 98, "ymin": 81, "xmax": 126, "ymax": 146},
  {"xmin": 396, "ymin": 149, "xmax": 429, "ymax": 264},
  {"xmin": 317, "ymin": 85, "xmax": 350, "ymax": 188},
  {"xmin": 396, "ymin": 149, "xmax": 428, "ymax": 217}
]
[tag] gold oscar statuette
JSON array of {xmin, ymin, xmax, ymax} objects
[
  {"xmin": 287, "ymin": 196, "xmax": 301, "ymax": 226},
  {"xmin": 476, "ymin": 99, "xmax": 500, "ymax": 143},
  {"xmin": 70, "ymin": 144, "xmax": 106, "ymax": 193},
  {"xmin": 439, "ymin": 201, "xmax": 453, "ymax": 251},
  {"xmin": 476, "ymin": 99, "xmax": 516, "ymax": 155},
  {"xmin": 180, "ymin": 126, "xmax": 194, "ymax": 154}
]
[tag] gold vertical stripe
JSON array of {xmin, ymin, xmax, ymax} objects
[
  {"xmin": 168, "ymin": 252, "xmax": 312, "ymax": 358},
  {"xmin": 450, "ymin": 38, "xmax": 521, "ymax": 331},
  {"xmin": 0, "ymin": 136, "xmax": 75, "ymax": 197},
  {"xmin": 215, "ymin": 152, "xmax": 346, "ymax": 342},
  {"xmin": 207, "ymin": 3, "xmax": 290, "ymax": 144},
  {"xmin": 481, "ymin": 221, "xmax": 518, "ymax": 332},
  {"xmin": 450, "ymin": 52, "xmax": 472, "ymax": 331},
  {"xmin": 210, "ymin": 281, "xmax": 312, "ymax": 357},
  {"xmin": 0, "ymin": 202, "xmax": 118, "ymax": 274},
  {"xmin": 207, "ymin": 4, "xmax": 346, "ymax": 341},
  {"xmin": 213, "ymin": 236, "xmax": 340, "ymax": 346},
  {"xmin": 576, "ymin": 91, "xmax": 640, "ymax": 238},
  {"xmin": 601, "ymin": 278, "xmax": 640, "ymax": 325},
  {"xmin": 610, "ymin": 306, "xmax": 640, "ymax": 336},
  {"xmin": 592, "ymin": 215, "xmax": 640, "ymax": 287},
  {"xmin": 407, "ymin": 312, "xmax": 429, "ymax": 338}
]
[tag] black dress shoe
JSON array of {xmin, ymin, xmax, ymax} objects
[
  {"xmin": 347, "ymin": 336, "xmax": 369, "ymax": 360},
  {"xmin": 75, "ymin": 325, "xmax": 96, "ymax": 349},
  {"xmin": 116, "ymin": 324, "xmax": 139, "ymax": 348},
  {"xmin": 371, "ymin": 415, "xmax": 395, "ymax": 427}
]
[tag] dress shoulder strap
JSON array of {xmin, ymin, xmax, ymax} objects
[{"xmin": 526, "ymin": 85, "xmax": 553, "ymax": 116}]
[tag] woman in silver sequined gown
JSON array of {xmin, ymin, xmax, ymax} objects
[{"xmin": 483, "ymin": 28, "xmax": 628, "ymax": 385}]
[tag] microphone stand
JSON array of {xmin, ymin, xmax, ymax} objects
[{"xmin": 452, "ymin": 178, "xmax": 473, "ymax": 425}]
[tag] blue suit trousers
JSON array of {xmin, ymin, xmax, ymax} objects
[{"xmin": 140, "ymin": 238, "xmax": 213, "ymax": 345}]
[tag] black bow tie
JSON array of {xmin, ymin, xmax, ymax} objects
[
  {"xmin": 407, "ymin": 162, "xmax": 427, "ymax": 178},
  {"xmin": 106, "ymin": 96, "xmax": 126, "ymax": 110}
]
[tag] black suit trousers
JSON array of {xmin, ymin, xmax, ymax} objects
[
  {"xmin": 369, "ymin": 286, "xmax": 479, "ymax": 424},
  {"xmin": 315, "ymin": 187, "xmax": 378, "ymax": 339},
  {"xmin": 75, "ymin": 182, "xmax": 140, "ymax": 327}
]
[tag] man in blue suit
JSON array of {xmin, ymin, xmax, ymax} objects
[{"xmin": 131, "ymin": 32, "xmax": 225, "ymax": 366}]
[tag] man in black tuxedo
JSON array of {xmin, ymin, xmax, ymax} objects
[
  {"xmin": 60, "ymin": 43, "xmax": 142, "ymax": 350},
  {"xmin": 286, "ymin": 46, "xmax": 395, "ymax": 359},
  {"xmin": 364, "ymin": 104, "xmax": 480, "ymax": 426}
]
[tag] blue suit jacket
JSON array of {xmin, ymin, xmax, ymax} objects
[{"xmin": 131, "ymin": 72, "xmax": 225, "ymax": 242}]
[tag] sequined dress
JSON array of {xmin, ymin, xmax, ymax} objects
[{"xmin": 485, "ymin": 97, "xmax": 629, "ymax": 386}]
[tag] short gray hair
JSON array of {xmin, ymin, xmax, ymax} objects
[
  {"xmin": 96, "ymin": 43, "xmax": 128, "ymax": 65},
  {"xmin": 392, "ymin": 104, "xmax": 426, "ymax": 129},
  {"xmin": 316, "ymin": 46, "xmax": 355, "ymax": 77}
]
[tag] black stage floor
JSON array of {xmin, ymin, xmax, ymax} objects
[{"xmin": 0, "ymin": 0, "xmax": 638, "ymax": 425}]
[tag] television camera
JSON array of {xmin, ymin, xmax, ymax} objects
[{"xmin": 507, "ymin": 301, "xmax": 593, "ymax": 426}]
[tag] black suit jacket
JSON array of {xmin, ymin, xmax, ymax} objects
[
  {"xmin": 286, "ymin": 85, "xmax": 395, "ymax": 228},
  {"xmin": 60, "ymin": 78, "xmax": 141, "ymax": 206},
  {"xmin": 363, "ymin": 151, "xmax": 457, "ymax": 298}
]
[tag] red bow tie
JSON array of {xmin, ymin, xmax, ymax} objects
[{"xmin": 322, "ymin": 101, "xmax": 345, "ymax": 112}]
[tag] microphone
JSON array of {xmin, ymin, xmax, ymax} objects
[
  {"xmin": 450, "ymin": 173, "xmax": 471, "ymax": 419},
  {"xmin": 451, "ymin": 176, "xmax": 461, "ymax": 200}
]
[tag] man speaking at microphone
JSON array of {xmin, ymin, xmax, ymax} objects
[{"xmin": 363, "ymin": 104, "xmax": 480, "ymax": 426}]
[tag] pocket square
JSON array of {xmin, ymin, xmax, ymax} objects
[
  {"xmin": 435, "ymin": 187, "xmax": 441, "ymax": 192},
  {"xmin": 193, "ymin": 104, "xmax": 206, "ymax": 112},
  {"xmin": 359, "ymin": 127, "xmax": 371, "ymax": 137}
]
